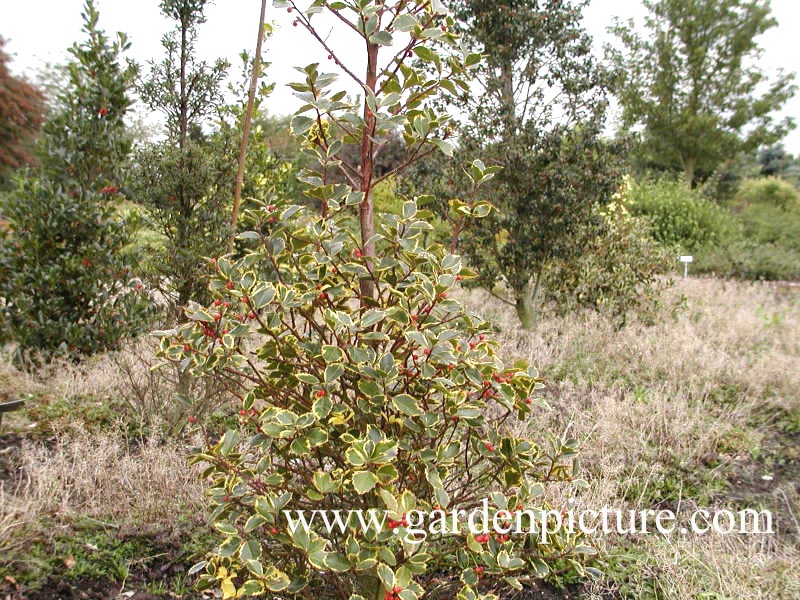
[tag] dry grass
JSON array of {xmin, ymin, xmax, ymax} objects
[
  {"xmin": 13, "ymin": 432, "xmax": 205, "ymax": 527},
  {"xmin": 0, "ymin": 277, "xmax": 797, "ymax": 598},
  {"xmin": 465, "ymin": 277, "xmax": 800, "ymax": 599},
  {"xmin": 0, "ymin": 338, "xmax": 234, "ymax": 436},
  {"xmin": 0, "ymin": 432, "xmax": 206, "ymax": 567}
]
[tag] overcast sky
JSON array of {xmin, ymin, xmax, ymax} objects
[{"xmin": 3, "ymin": 0, "xmax": 799, "ymax": 153}]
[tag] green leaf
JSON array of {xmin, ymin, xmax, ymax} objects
[
  {"xmin": 361, "ymin": 309, "xmax": 386, "ymax": 327},
  {"xmin": 352, "ymin": 471, "xmax": 379, "ymax": 494},
  {"xmin": 239, "ymin": 539, "xmax": 262, "ymax": 561},
  {"xmin": 324, "ymin": 552, "xmax": 352, "ymax": 572},
  {"xmin": 291, "ymin": 115, "xmax": 314, "ymax": 135},
  {"xmin": 392, "ymin": 394, "xmax": 423, "ymax": 417},
  {"xmin": 264, "ymin": 566, "xmax": 292, "ymax": 591},
  {"xmin": 393, "ymin": 14, "xmax": 417, "ymax": 32},
  {"xmin": 241, "ymin": 580, "xmax": 265, "ymax": 595},
  {"xmin": 313, "ymin": 470, "xmax": 339, "ymax": 493},
  {"xmin": 413, "ymin": 46, "xmax": 436, "ymax": 62},
  {"xmin": 325, "ymin": 363, "xmax": 345, "ymax": 383},
  {"xmin": 370, "ymin": 31, "xmax": 393, "ymax": 46},
  {"xmin": 376, "ymin": 563, "xmax": 395, "ymax": 589},
  {"xmin": 220, "ymin": 429, "xmax": 238, "ymax": 456},
  {"xmin": 312, "ymin": 395, "xmax": 333, "ymax": 419},
  {"xmin": 322, "ymin": 345, "xmax": 344, "ymax": 362},
  {"xmin": 214, "ymin": 521, "xmax": 237, "ymax": 536},
  {"xmin": 251, "ymin": 285, "xmax": 276, "ymax": 308}
]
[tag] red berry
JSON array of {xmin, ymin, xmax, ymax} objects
[
  {"xmin": 226, "ymin": 281, "xmax": 234, "ymax": 290},
  {"xmin": 525, "ymin": 397, "xmax": 532, "ymax": 404},
  {"xmin": 327, "ymin": 54, "xmax": 333, "ymax": 60},
  {"xmin": 241, "ymin": 296, "xmax": 250, "ymax": 304},
  {"xmin": 479, "ymin": 335, "xmax": 485, "ymax": 341},
  {"xmin": 183, "ymin": 344, "xmax": 191, "ymax": 352},
  {"xmin": 354, "ymin": 248, "xmax": 362, "ymax": 258},
  {"xmin": 456, "ymin": 275, "xmax": 463, "ymax": 281},
  {"xmin": 475, "ymin": 566, "xmax": 485, "ymax": 574},
  {"xmin": 214, "ymin": 299, "xmax": 222, "ymax": 306},
  {"xmin": 423, "ymin": 348, "xmax": 431, "ymax": 356},
  {"xmin": 188, "ymin": 416, "xmax": 197, "ymax": 424},
  {"xmin": 392, "ymin": 586, "xmax": 402, "ymax": 594},
  {"xmin": 484, "ymin": 442, "xmax": 494, "ymax": 452},
  {"xmin": 440, "ymin": 292, "xmax": 447, "ymax": 299},
  {"xmin": 271, "ymin": 528, "xmax": 278, "ymax": 534},
  {"xmin": 98, "ymin": 106, "xmax": 108, "ymax": 116},
  {"xmin": 287, "ymin": 6, "xmax": 292, "ymax": 12},
  {"xmin": 451, "ymin": 415, "xmax": 458, "ymax": 421},
  {"xmin": 316, "ymin": 390, "xmax": 327, "ymax": 398},
  {"xmin": 268, "ymin": 204, "xmax": 275, "ymax": 211},
  {"xmin": 239, "ymin": 409, "xmax": 247, "ymax": 416}
]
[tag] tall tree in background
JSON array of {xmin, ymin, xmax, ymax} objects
[
  {"xmin": 609, "ymin": 0, "xmax": 796, "ymax": 187},
  {"xmin": 0, "ymin": 1, "xmax": 148, "ymax": 358},
  {"xmin": 449, "ymin": 0, "xmax": 622, "ymax": 328},
  {"xmin": 131, "ymin": 0, "xmax": 231, "ymax": 311},
  {"xmin": 0, "ymin": 38, "xmax": 44, "ymax": 184}
]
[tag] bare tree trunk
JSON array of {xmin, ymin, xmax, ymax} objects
[
  {"xmin": 684, "ymin": 156, "xmax": 696, "ymax": 189},
  {"xmin": 229, "ymin": 0, "xmax": 268, "ymax": 251},
  {"xmin": 359, "ymin": 41, "xmax": 379, "ymax": 303}
]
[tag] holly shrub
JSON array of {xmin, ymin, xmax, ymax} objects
[
  {"xmin": 542, "ymin": 177, "xmax": 674, "ymax": 326},
  {"xmin": 159, "ymin": 191, "xmax": 593, "ymax": 599},
  {"xmin": 157, "ymin": 0, "xmax": 593, "ymax": 597},
  {"xmin": 0, "ymin": 1, "xmax": 152, "ymax": 359},
  {"xmin": 0, "ymin": 177, "xmax": 152, "ymax": 357}
]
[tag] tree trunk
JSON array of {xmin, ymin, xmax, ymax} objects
[
  {"xmin": 359, "ymin": 41, "xmax": 379, "ymax": 303},
  {"xmin": 229, "ymin": 0, "xmax": 268, "ymax": 250},
  {"xmin": 514, "ymin": 264, "xmax": 546, "ymax": 330},
  {"xmin": 684, "ymin": 156, "xmax": 696, "ymax": 189}
]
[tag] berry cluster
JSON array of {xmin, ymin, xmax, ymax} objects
[{"xmin": 383, "ymin": 586, "xmax": 403, "ymax": 600}]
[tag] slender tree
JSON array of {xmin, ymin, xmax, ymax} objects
[
  {"xmin": 230, "ymin": 0, "xmax": 269, "ymax": 248},
  {"xmin": 448, "ymin": 0, "xmax": 621, "ymax": 328},
  {"xmin": 132, "ymin": 0, "xmax": 231, "ymax": 310}
]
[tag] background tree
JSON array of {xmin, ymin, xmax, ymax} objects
[
  {"xmin": 609, "ymin": 0, "xmax": 796, "ymax": 187},
  {"xmin": 445, "ymin": 0, "xmax": 622, "ymax": 328},
  {"xmin": 758, "ymin": 143, "xmax": 794, "ymax": 178},
  {"xmin": 130, "ymin": 0, "xmax": 232, "ymax": 312},
  {"xmin": 0, "ymin": 37, "xmax": 44, "ymax": 184},
  {"xmin": 0, "ymin": 0, "xmax": 149, "ymax": 359}
]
